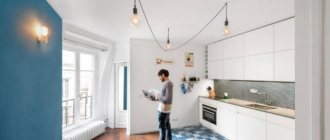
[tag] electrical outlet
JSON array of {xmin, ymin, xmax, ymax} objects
[{"xmin": 250, "ymin": 89, "xmax": 258, "ymax": 94}]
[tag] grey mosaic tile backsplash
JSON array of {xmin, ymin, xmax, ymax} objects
[{"xmin": 214, "ymin": 80, "xmax": 295, "ymax": 110}]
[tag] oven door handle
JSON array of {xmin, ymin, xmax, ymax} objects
[{"xmin": 203, "ymin": 109, "xmax": 216, "ymax": 115}]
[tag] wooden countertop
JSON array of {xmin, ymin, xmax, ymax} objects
[{"xmin": 200, "ymin": 96, "xmax": 295, "ymax": 119}]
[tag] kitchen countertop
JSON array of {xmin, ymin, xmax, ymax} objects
[{"xmin": 200, "ymin": 96, "xmax": 295, "ymax": 119}]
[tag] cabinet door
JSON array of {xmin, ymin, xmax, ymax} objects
[
  {"xmin": 224, "ymin": 58, "xmax": 244, "ymax": 80},
  {"xmin": 237, "ymin": 112, "xmax": 267, "ymax": 140},
  {"xmin": 223, "ymin": 35, "xmax": 245, "ymax": 59},
  {"xmin": 267, "ymin": 123, "xmax": 295, "ymax": 140},
  {"xmin": 245, "ymin": 53, "xmax": 274, "ymax": 81},
  {"xmin": 218, "ymin": 103, "xmax": 237, "ymax": 140},
  {"xmin": 267, "ymin": 113, "xmax": 295, "ymax": 140},
  {"xmin": 245, "ymin": 26, "xmax": 274, "ymax": 55},
  {"xmin": 274, "ymin": 50, "xmax": 295, "ymax": 81},
  {"xmin": 208, "ymin": 60, "xmax": 224, "ymax": 79},
  {"xmin": 208, "ymin": 42, "xmax": 224, "ymax": 61},
  {"xmin": 274, "ymin": 18, "xmax": 295, "ymax": 51}
]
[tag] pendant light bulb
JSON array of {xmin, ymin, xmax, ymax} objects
[
  {"xmin": 130, "ymin": 4, "xmax": 140, "ymax": 26},
  {"xmin": 165, "ymin": 40, "xmax": 171, "ymax": 50},
  {"xmin": 223, "ymin": 3, "xmax": 230, "ymax": 36},
  {"xmin": 224, "ymin": 19, "xmax": 230, "ymax": 35},
  {"xmin": 165, "ymin": 28, "xmax": 171, "ymax": 50}
]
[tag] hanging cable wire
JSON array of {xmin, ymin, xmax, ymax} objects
[{"xmin": 137, "ymin": 0, "xmax": 228, "ymax": 51}]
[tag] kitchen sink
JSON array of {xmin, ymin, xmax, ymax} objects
[{"xmin": 245, "ymin": 104, "xmax": 277, "ymax": 111}]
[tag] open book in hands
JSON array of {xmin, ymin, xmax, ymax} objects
[{"xmin": 142, "ymin": 89, "xmax": 159, "ymax": 101}]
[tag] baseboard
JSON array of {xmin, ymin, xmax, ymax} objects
[
  {"xmin": 128, "ymin": 121, "xmax": 200, "ymax": 135},
  {"xmin": 107, "ymin": 122, "xmax": 114, "ymax": 129}
]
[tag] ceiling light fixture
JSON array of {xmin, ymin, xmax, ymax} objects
[
  {"xmin": 130, "ymin": 0, "xmax": 140, "ymax": 27},
  {"xmin": 165, "ymin": 28, "xmax": 172, "ymax": 50},
  {"xmin": 135, "ymin": 0, "xmax": 230, "ymax": 51},
  {"xmin": 224, "ymin": 3, "xmax": 230, "ymax": 36}
]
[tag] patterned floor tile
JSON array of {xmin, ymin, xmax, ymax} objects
[{"xmin": 172, "ymin": 125, "xmax": 228, "ymax": 140}]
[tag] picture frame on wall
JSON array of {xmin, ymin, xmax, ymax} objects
[{"xmin": 185, "ymin": 52, "xmax": 193, "ymax": 67}]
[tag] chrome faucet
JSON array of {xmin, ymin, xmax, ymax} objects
[{"xmin": 250, "ymin": 90, "xmax": 272, "ymax": 106}]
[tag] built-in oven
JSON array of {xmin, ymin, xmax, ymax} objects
[{"xmin": 202, "ymin": 104, "xmax": 217, "ymax": 125}]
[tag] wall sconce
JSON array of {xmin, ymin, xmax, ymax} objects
[{"xmin": 36, "ymin": 24, "xmax": 48, "ymax": 43}]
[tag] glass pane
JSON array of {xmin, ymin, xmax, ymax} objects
[
  {"xmin": 63, "ymin": 50, "xmax": 75, "ymax": 70},
  {"xmin": 80, "ymin": 72, "xmax": 93, "ymax": 97},
  {"xmin": 62, "ymin": 71, "xmax": 75, "ymax": 100},
  {"xmin": 80, "ymin": 54, "xmax": 94, "ymax": 71},
  {"xmin": 86, "ymin": 97, "xmax": 92, "ymax": 118},
  {"xmin": 62, "ymin": 100, "xmax": 74, "ymax": 127},
  {"xmin": 80, "ymin": 96, "xmax": 92, "ymax": 120}
]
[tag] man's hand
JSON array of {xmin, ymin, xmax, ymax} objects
[{"xmin": 155, "ymin": 94, "xmax": 160, "ymax": 101}]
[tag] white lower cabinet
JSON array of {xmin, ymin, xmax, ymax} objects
[
  {"xmin": 267, "ymin": 123, "xmax": 295, "ymax": 140},
  {"xmin": 217, "ymin": 103, "xmax": 237, "ymax": 140},
  {"xmin": 200, "ymin": 98, "xmax": 295, "ymax": 140},
  {"xmin": 266, "ymin": 113, "xmax": 295, "ymax": 140},
  {"xmin": 237, "ymin": 107, "xmax": 267, "ymax": 140}
]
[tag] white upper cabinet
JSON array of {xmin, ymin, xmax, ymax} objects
[
  {"xmin": 208, "ymin": 42, "xmax": 224, "ymax": 61},
  {"xmin": 245, "ymin": 53, "xmax": 274, "ymax": 81},
  {"xmin": 208, "ymin": 60, "xmax": 224, "ymax": 79},
  {"xmin": 274, "ymin": 50, "xmax": 295, "ymax": 81},
  {"xmin": 223, "ymin": 35, "xmax": 245, "ymax": 59},
  {"xmin": 224, "ymin": 58, "xmax": 244, "ymax": 80},
  {"xmin": 207, "ymin": 18, "xmax": 295, "ymax": 81},
  {"xmin": 245, "ymin": 26, "xmax": 274, "ymax": 55},
  {"xmin": 274, "ymin": 18, "xmax": 295, "ymax": 51}
]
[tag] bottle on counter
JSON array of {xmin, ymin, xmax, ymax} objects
[{"xmin": 207, "ymin": 86, "xmax": 216, "ymax": 98}]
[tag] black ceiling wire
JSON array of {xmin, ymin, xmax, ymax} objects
[{"xmin": 137, "ymin": 0, "xmax": 227, "ymax": 51}]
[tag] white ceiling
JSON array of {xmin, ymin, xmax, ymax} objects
[{"xmin": 48, "ymin": 0, "xmax": 294, "ymax": 46}]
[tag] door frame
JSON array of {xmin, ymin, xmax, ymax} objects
[{"xmin": 114, "ymin": 62, "xmax": 128, "ymax": 128}]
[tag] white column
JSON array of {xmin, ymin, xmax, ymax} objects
[
  {"xmin": 295, "ymin": 0, "xmax": 324, "ymax": 140},
  {"xmin": 324, "ymin": 0, "xmax": 330, "ymax": 139}
]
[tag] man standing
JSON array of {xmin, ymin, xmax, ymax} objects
[{"xmin": 149, "ymin": 69, "xmax": 173, "ymax": 140}]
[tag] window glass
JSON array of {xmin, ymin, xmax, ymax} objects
[
  {"xmin": 80, "ymin": 54, "xmax": 94, "ymax": 71},
  {"xmin": 80, "ymin": 72, "xmax": 93, "ymax": 97},
  {"xmin": 62, "ymin": 71, "xmax": 75, "ymax": 100},
  {"xmin": 63, "ymin": 50, "xmax": 75, "ymax": 70}
]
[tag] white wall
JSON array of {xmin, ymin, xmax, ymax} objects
[
  {"xmin": 325, "ymin": 0, "xmax": 330, "ymax": 139},
  {"xmin": 129, "ymin": 39, "xmax": 213, "ymax": 134},
  {"xmin": 114, "ymin": 41, "xmax": 129, "ymax": 62}
]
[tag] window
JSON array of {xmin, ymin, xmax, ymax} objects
[{"xmin": 62, "ymin": 50, "xmax": 96, "ymax": 127}]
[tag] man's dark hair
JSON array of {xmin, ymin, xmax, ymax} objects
[{"xmin": 158, "ymin": 69, "xmax": 169, "ymax": 77}]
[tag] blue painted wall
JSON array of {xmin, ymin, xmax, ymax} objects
[{"xmin": 0, "ymin": 0, "xmax": 62, "ymax": 139}]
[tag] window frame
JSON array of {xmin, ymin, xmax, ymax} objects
[{"xmin": 62, "ymin": 44, "xmax": 99, "ymax": 129}]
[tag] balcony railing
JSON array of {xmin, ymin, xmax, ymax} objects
[{"xmin": 62, "ymin": 99, "xmax": 74, "ymax": 127}]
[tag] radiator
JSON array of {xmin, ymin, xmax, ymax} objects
[{"xmin": 63, "ymin": 121, "xmax": 106, "ymax": 140}]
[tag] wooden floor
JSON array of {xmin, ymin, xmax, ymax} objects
[{"xmin": 94, "ymin": 128, "xmax": 159, "ymax": 140}]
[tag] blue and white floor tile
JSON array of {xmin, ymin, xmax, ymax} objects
[{"xmin": 172, "ymin": 125, "xmax": 229, "ymax": 140}]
